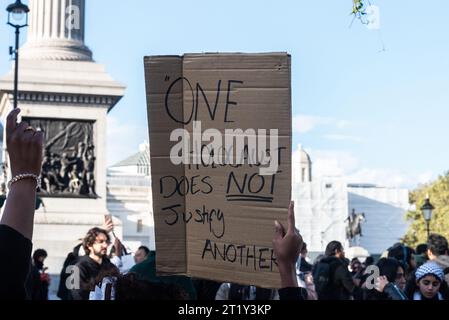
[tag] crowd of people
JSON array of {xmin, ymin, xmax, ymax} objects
[
  {"xmin": 304, "ymin": 236, "xmax": 449, "ymax": 300},
  {"xmin": 0, "ymin": 108, "xmax": 448, "ymax": 301}
]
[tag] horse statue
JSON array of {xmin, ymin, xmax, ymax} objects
[{"xmin": 345, "ymin": 209, "xmax": 366, "ymax": 244}]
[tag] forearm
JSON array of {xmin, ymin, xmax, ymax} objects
[
  {"xmin": 278, "ymin": 262, "xmax": 298, "ymax": 288},
  {"xmin": 1, "ymin": 180, "xmax": 37, "ymax": 240}
]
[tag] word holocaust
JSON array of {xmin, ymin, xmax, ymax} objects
[{"xmin": 170, "ymin": 121, "xmax": 279, "ymax": 175}]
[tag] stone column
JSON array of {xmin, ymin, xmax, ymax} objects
[
  {"xmin": 0, "ymin": 0, "xmax": 125, "ymax": 298},
  {"xmin": 22, "ymin": 0, "xmax": 92, "ymax": 61}
]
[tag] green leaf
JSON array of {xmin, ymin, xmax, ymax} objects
[{"xmin": 403, "ymin": 172, "xmax": 449, "ymax": 248}]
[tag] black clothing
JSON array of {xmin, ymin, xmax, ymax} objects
[
  {"xmin": 316, "ymin": 256, "xmax": 355, "ymax": 300},
  {"xmin": 278, "ymin": 287, "xmax": 307, "ymax": 300},
  {"xmin": 70, "ymin": 255, "xmax": 116, "ymax": 300},
  {"xmin": 299, "ymin": 259, "xmax": 313, "ymax": 273},
  {"xmin": 254, "ymin": 287, "xmax": 275, "ymax": 300},
  {"xmin": 57, "ymin": 244, "xmax": 82, "ymax": 300},
  {"xmin": 26, "ymin": 263, "xmax": 49, "ymax": 300},
  {"xmin": 364, "ymin": 283, "xmax": 407, "ymax": 300},
  {"xmin": 0, "ymin": 225, "xmax": 32, "ymax": 300},
  {"xmin": 229, "ymin": 284, "xmax": 251, "ymax": 300},
  {"xmin": 192, "ymin": 279, "xmax": 221, "ymax": 300}
]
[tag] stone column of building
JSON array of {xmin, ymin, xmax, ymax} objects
[{"xmin": 0, "ymin": 0, "xmax": 125, "ymax": 298}]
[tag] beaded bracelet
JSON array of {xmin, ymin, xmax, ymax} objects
[{"xmin": 7, "ymin": 173, "xmax": 41, "ymax": 190}]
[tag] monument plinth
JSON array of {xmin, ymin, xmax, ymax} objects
[{"xmin": 0, "ymin": 0, "xmax": 125, "ymax": 286}]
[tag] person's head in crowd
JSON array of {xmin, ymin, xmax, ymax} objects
[
  {"xmin": 134, "ymin": 245, "xmax": 150, "ymax": 264},
  {"xmin": 83, "ymin": 227, "xmax": 110, "ymax": 259},
  {"xmin": 387, "ymin": 243, "xmax": 416, "ymax": 271},
  {"xmin": 406, "ymin": 262, "xmax": 447, "ymax": 300},
  {"xmin": 324, "ymin": 241, "xmax": 345, "ymax": 259},
  {"xmin": 32, "ymin": 249, "xmax": 48, "ymax": 269},
  {"xmin": 413, "ymin": 243, "xmax": 429, "ymax": 268},
  {"xmin": 416, "ymin": 244, "xmax": 428, "ymax": 256},
  {"xmin": 351, "ymin": 258, "xmax": 362, "ymax": 273},
  {"xmin": 427, "ymin": 234, "xmax": 449, "ymax": 260},
  {"xmin": 364, "ymin": 256, "xmax": 375, "ymax": 267},
  {"xmin": 377, "ymin": 257, "xmax": 407, "ymax": 291}
]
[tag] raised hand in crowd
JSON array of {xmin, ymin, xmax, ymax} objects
[
  {"xmin": 2, "ymin": 108, "xmax": 43, "ymax": 239},
  {"xmin": 375, "ymin": 275, "xmax": 389, "ymax": 293},
  {"xmin": 272, "ymin": 201, "xmax": 303, "ymax": 289},
  {"xmin": 0, "ymin": 108, "xmax": 44, "ymax": 299},
  {"xmin": 102, "ymin": 214, "xmax": 114, "ymax": 234}
]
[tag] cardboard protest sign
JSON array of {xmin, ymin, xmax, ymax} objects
[{"xmin": 144, "ymin": 53, "xmax": 291, "ymax": 288}]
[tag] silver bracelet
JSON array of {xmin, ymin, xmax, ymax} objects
[{"xmin": 8, "ymin": 173, "xmax": 41, "ymax": 190}]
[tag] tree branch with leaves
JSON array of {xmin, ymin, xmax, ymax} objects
[{"xmin": 403, "ymin": 172, "xmax": 449, "ymax": 248}]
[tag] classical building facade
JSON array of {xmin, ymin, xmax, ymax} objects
[
  {"xmin": 293, "ymin": 146, "xmax": 410, "ymax": 257},
  {"xmin": 107, "ymin": 143, "xmax": 155, "ymax": 251}
]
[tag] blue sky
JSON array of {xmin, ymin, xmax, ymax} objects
[{"xmin": 0, "ymin": 0, "xmax": 448, "ymax": 189}]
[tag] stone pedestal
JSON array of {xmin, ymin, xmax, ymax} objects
[{"xmin": 0, "ymin": 0, "xmax": 125, "ymax": 298}]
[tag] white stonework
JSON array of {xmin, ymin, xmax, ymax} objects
[
  {"xmin": 107, "ymin": 177, "xmax": 154, "ymax": 252},
  {"xmin": 22, "ymin": 0, "xmax": 92, "ymax": 61},
  {"xmin": 0, "ymin": 0, "xmax": 125, "ymax": 293},
  {"xmin": 107, "ymin": 143, "xmax": 155, "ymax": 251},
  {"xmin": 292, "ymin": 146, "xmax": 410, "ymax": 257},
  {"xmin": 348, "ymin": 185, "xmax": 410, "ymax": 254},
  {"xmin": 293, "ymin": 176, "xmax": 350, "ymax": 255}
]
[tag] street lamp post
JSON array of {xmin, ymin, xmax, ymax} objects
[
  {"xmin": 1, "ymin": 1, "xmax": 29, "ymax": 209},
  {"xmin": 6, "ymin": 0, "xmax": 29, "ymax": 109},
  {"xmin": 420, "ymin": 195, "xmax": 434, "ymax": 240}
]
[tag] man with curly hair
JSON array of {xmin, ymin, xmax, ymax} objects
[{"xmin": 70, "ymin": 227, "xmax": 117, "ymax": 300}]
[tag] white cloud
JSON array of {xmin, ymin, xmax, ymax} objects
[
  {"xmin": 292, "ymin": 145, "xmax": 431, "ymax": 189},
  {"xmin": 292, "ymin": 114, "xmax": 332, "ymax": 133},
  {"xmin": 346, "ymin": 169, "xmax": 434, "ymax": 189},
  {"xmin": 417, "ymin": 171, "xmax": 434, "ymax": 185},
  {"xmin": 292, "ymin": 145, "xmax": 359, "ymax": 184},
  {"xmin": 107, "ymin": 116, "xmax": 147, "ymax": 166},
  {"xmin": 347, "ymin": 169, "xmax": 409, "ymax": 188},
  {"xmin": 292, "ymin": 114, "xmax": 353, "ymax": 136},
  {"xmin": 311, "ymin": 149, "xmax": 360, "ymax": 178},
  {"xmin": 324, "ymin": 134, "xmax": 362, "ymax": 142},
  {"xmin": 336, "ymin": 120, "xmax": 351, "ymax": 129}
]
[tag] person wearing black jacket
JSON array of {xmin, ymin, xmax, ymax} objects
[
  {"xmin": 57, "ymin": 243, "xmax": 82, "ymax": 300},
  {"xmin": 70, "ymin": 228, "xmax": 118, "ymax": 300},
  {"xmin": 298, "ymin": 242, "xmax": 313, "ymax": 273},
  {"xmin": 363, "ymin": 258, "xmax": 408, "ymax": 300},
  {"xmin": 27, "ymin": 249, "xmax": 50, "ymax": 300},
  {"xmin": 314, "ymin": 241, "xmax": 355, "ymax": 300},
  {"xmin": 0, "ymin": 108, "xmax": 44, "ymax": 300}
]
